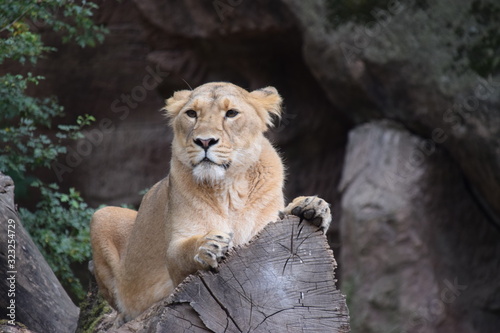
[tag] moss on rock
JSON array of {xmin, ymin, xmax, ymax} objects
[{"xmin": 76, "ymin": 279, "xmax": 114, "ymax": 333}]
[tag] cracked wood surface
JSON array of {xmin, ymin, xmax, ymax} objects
[{"xmin": 114, "ymin": 216, "xmax": 350, "ymax": 333}]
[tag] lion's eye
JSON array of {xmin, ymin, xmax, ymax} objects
[
  {"xmin": 185, "ymin": 110, "xmax": 197, "ymax": 118},
  {"xmin": 225, "ymin": 109, "xmax": 239, "ymax": 118}
]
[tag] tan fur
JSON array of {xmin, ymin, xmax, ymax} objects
[{"xmin": 90, "ymin": 82, "xmax": 287, "ymax": 323}]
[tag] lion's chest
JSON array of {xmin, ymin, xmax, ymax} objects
[{"xmin": 169, "ymin": 171, "xmax": 278, "ymax": 245}]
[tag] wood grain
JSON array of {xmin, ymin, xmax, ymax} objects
[{"xmin": 117, "ymin": 216, "xmax": 350, "ymax": 333}]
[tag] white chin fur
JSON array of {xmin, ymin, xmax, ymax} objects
[{"xmin": 193, "ymin": 163, "xmax": 226, "ymax": 184}]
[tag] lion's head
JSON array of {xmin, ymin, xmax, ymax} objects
[{"xmin": 164, "ymin": 82, "xmax": 282, "ymax": 184}]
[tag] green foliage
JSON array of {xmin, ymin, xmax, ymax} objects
[
  {"xmin": 326, "ymin": 0, "xmax": 428, "ymax": 28},
  {"xmin": 0, "ymin": 0, "xmax": 108, "ymax": 61},
  {"xmin": 19, "ymin": 182, "xmax": 95, "ymax": 300},
  {"xmin": 325, "ymin": 0, "xmax": 499, "ymax": 78},
  {"xmin": 466, "ymin": 0, "xmax": 500, "ymax": 76},
  {"xmin": 0, "ymin": 74, "xmax": 71, "ymax": 175},
  {"xmin": 0, "ymin": 23, "xmax": 51, "ymax": 65},
  {"xmin": 326, "ymin": 0, "xmax": 392, "ymax": 28},
  {"xmin": 0, "ymin": 0, "xmax": 106, "ymax": 301}
]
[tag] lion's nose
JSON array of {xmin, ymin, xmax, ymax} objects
[{"xmin": 194, "ymin": 138, "xmax": 219, "ymax": 150}]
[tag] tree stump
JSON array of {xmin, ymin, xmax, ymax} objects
[
  {"xmin": 0, "ymin": 172, "xmax": 79, "ymax": 333},
  {"xmin": 82, "ymin": 216, "xmax": 350, "ymax": 333}
]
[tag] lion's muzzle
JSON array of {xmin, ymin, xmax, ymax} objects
[{"xmin": 194, "ymin": 137, "xmax": 219, "ymax": 150}]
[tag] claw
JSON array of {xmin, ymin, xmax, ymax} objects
[
  {"xmin": 194, "ymin": 254, "xmax": 209, "ymax": 267},
  {"xmin": 284, "ymin": 196, "xmax": 332, "ymax": 233},
  {"xmin": 196, "ymin": 231, "xmax": 233, "ymax": 269}
]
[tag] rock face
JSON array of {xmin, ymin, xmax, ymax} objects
[
  {"xmin": 38, "ymin": 1, "xmax": 174, "ymax": 207},
  {"xmin": 282, "ymin": 0, "xmax": 500, "ymax": 221},
  {"xmin": 278, "ymin": 1, "xmax": 500, "ymax": 330},
  {"xmin": 339, "ymin": 121, "xmax": 500, "ymax": 332}
]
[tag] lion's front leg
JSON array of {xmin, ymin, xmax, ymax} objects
[
  {"xmin": 167, "ymin": 230, "xmax": 233, "ymax": 285},
  {"xmin": 280, "ymin": 196, "xmax": 332, "ymax": 233},
  {"xmin": 194, "ymin": 231, "xmax": 233, "ymax": 268}
]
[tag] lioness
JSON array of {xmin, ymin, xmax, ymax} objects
[{"xmin": 90, "ymin": 82, "xmax": 331, "ymax": 325}]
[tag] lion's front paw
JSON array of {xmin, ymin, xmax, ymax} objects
[
  {"xmin": 281, "ymin": 196, "xmax": 332, "ymax": 233},
  {"xmin": 194, "ymin": 231, "xmax": 233, "ymax": 269}
]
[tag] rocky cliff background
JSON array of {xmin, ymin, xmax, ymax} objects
[{"xmin": 9, "ymin": 0, "xmax": 500, "ymax": 332}]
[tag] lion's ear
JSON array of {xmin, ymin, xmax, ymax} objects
[
  {"xmin": 162, "ymin": 90, "xmax": 192, "ymax": 120},
  {"xmin": 249, "ymin": 86, "xmax": 282, "ymax": 128}
]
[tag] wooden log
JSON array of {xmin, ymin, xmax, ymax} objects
[
  {"xmin": 0, "ymin": 172, "xmax": 79, "ymax": 333},
  {"xmin": 0, "ymin": 321, "xmax": 36, "ymax": 333},
  {"xmin": 104, "ymin": 216, "xmax": 350, "ymax": 333}
]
